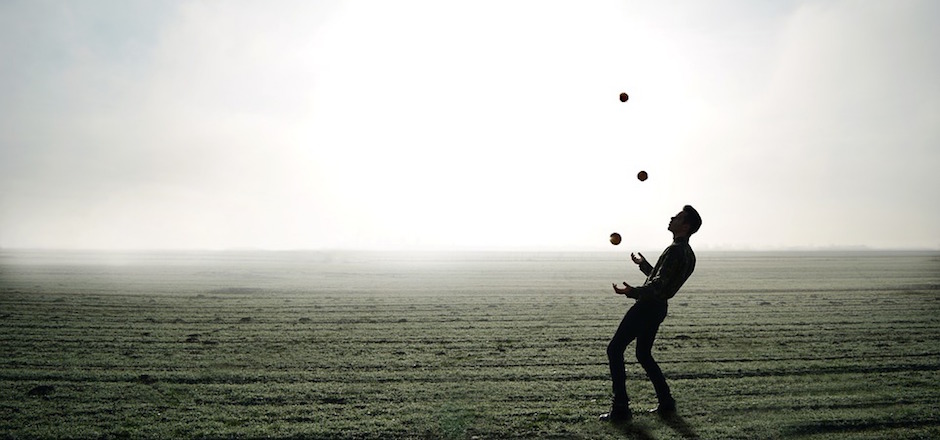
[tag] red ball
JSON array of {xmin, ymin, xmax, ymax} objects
[
  {"xmin": 610, "ymin": 233, "xmax": 622, "ymax": 245},
  {"xmin": 619, "ymin": 92, "xmax": 629, "ymax": 102}
]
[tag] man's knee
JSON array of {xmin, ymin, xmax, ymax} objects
[
  {"xmin": 607, "ymin": 340, "xmax": 624, "ymax": 360},
  {"xmin": 635, "ymin": 346, "xmax": 655, "ymax": 367}
]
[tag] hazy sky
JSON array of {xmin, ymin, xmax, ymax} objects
[{"xmin": 1, "ymin": 1, "xmax": 938, "ymax": 251}]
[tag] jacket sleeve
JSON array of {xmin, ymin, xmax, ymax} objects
[
  {"xmin": 633, "ymin": 247, "xmax": 686, "ymax": 302},
  {"xmin": 638, "ymin": 259, "xmax": 654, "ymax": 277}
]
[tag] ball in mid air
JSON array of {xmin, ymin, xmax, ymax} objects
[
  {"xmin": 637, "ymin": 170, "xmax": 648, "ymax": 181},
  {"xmin": 610, "ymin": 232, "xmax": 622, "ymax": 245},
  {"xmin": 619, "ymin": 92, "xmax": 629, "ymax": 102}
]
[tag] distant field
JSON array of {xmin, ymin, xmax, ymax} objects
[{"xmin": 1, "ymin": 250, "xmax": 939, "ymax": 439}]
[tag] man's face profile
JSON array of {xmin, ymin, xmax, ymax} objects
[{"xmin": 668, "ymin": 211, "xmax": 689, "ymax": 236}]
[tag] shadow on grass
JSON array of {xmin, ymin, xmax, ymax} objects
[
  {"xmin": 613, "ymin": 422, "xmax": 655, "ymax": 440},
  {"xmin": 607, "ymin": 412, "xmax": 698, "ymax": 439},
  {"xmin": 616, "ymin": 415, "xmax": 699, "ymax": 440},
  {"xmin": 662, "ymin": 413, "xmax": 699, "ymax": 439}
]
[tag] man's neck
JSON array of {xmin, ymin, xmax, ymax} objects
[{"xmin": 672, "ymin": 233, "xmax": 690, "ymax": 243}]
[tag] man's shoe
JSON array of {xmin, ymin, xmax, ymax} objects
[
  {"xmin": 599, "ymin": 404, "xmax": 632, "ymax": 423},
  {"xmin": 648, "ymin": 402, "xmax": 677, "ymax": 418}
]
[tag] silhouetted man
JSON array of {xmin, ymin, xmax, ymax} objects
[{"xmin": 600, "ymin": 205, "xmax": 701, "ymax": 423}]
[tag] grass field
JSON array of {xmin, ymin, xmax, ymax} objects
[{"xmin": 1, "ymin": 250, "xmax": 939, "ymax": 439}]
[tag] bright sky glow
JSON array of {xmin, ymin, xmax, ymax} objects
[{"xmin": 1, "ymin": 1, "xmax": 938, "ymax": 251}]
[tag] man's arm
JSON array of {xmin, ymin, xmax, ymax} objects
[
  {"xmin": 632, "ymin": 252, "xmax": 653, "ymax": 276},
  {"xmin": 631, "ymin": 247, "xmax": 689, "ymax": 302}
]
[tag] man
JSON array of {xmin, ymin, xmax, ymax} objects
[{"xmin": 600, "ymin": 205, "xmax": 702, "ymax": 423}]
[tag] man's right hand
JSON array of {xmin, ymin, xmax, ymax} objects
[
  {"xmin": 613, "ymin": 282, "xmax": 634, "ymax": 296},
  {"xmin": 631, "ymin": 252, "xmax": 646, "ymax": 265}
]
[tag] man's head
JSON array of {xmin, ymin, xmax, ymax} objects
[{"xmin": 668, "ymin": 205, "xmax": 702, "ymax": 238}]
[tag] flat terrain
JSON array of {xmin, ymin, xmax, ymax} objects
[{"xmin": 1, "ymin": 250, "xmax": 939, "ymax": 439}]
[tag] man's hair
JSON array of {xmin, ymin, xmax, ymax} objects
[{"xmin": 683, "ymin": 205, "xmax": 702, "ymax": 235}]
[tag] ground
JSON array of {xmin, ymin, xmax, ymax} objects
[{"xmin": 1, "ymin": 251, "xmax": 938, "ymax": 439}]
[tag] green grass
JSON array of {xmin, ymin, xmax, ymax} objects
[{"xmin": 1, "ymin": 250, "xmax": 938, "ymax": 439}]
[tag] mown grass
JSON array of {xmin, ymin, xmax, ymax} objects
[{"xmin": 1, "ymin": 250, "xmax": 939, "ymax": 439}]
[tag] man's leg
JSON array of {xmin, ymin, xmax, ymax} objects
[
  {"xmin": 635, "ymin": 306, "xmax": 675, "ymax": 413},
  {"xmin": 607, "ymin": 308, "xmax": 641, "ymax": 406},
  {"xmin": 601, "ymin": 305, "xmax": 645, "ymax": 422}
]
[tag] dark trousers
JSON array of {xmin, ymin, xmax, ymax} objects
[{"xmin": 606, "ymin": 300, "xmax": 673, "ymax": 406}]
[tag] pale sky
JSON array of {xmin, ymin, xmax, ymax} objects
[{"xmin": 1, "ymin": 1, "xmax": 938, "ymax": 251}]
